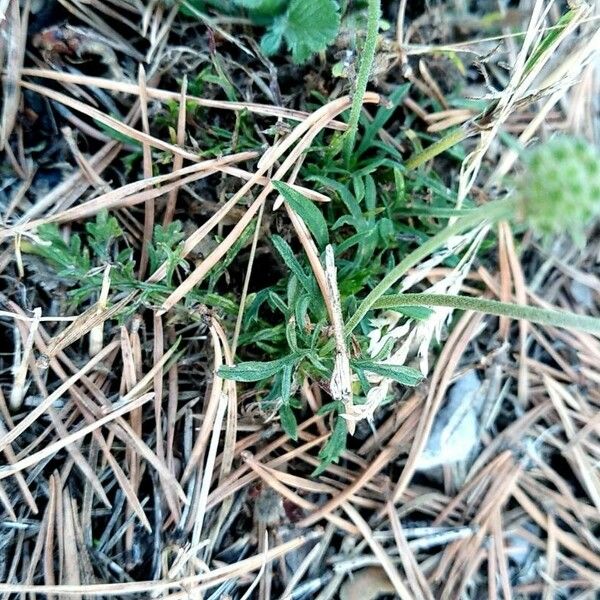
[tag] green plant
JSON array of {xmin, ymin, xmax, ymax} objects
[
  {"xmin": 24, "ymin": 98, "xmax": 600, "ymax": 477},
  {"xmin": 181, "ymin": 0, "xmax": 342, "ymax": 64},
  {"xmin": 219, "ymin": 273, "xmax": 423, "ymax": 474},
  {"xmin": 257, "ymin": 0, "xmax": 341, "ymax": 63},
  {"xmin": 342, "ymin": 0, "xmax": 380, "ymax": 165},
  {"xmin": 342, "ymin": 136, "xmax": 600, "ymax": 340},
  {"xmin": 220, "ymin": 135, "xmax": 600, "ymax": 473},
  {"xmin": 23, "ymin": 212, "xmax": 238, "ymax": 316}
]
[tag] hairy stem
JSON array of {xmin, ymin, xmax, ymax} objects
[
  {"xmin": 342, "ymin": 0, "xmax": 380, "ymax": 165},
  {"xmin": 373, "ymin": 293, "xmax": 600, "ymax": 335}
]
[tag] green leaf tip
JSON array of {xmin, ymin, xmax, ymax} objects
[{"xmin": 272, "ymin": 180, "xmax": 329, "ymax": 248}]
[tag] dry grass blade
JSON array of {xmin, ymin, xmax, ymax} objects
[
  {"xmin": 41, "ymin": 294, "xmax": 135, "ymax": 363},
  {"xmin": 17, "ymin": 140, "xmax": 122, "ymax": 222},
  {"xmin": 3, "ymin": 151, "xmax": 257, "ymax": 238},
  {"xmin": 0, "ymin": 339, "xmax": 119, "ymax": 453},
  {"xmin": 342, "ymin": 502, "xmax": 413, "ymax": 600},
  {"xmin": 19, "ymin": 69, "xmax": 348, "ymax": 130},
  {"xmin": 0, "ymin": 392, "xmax": 154, "ymax": 480},
  {"xmin": 391, "ymin": 313, "xmax": 484, "ymax": 504},
  {"xmin": 0, "ymin": 0, "xmax": 27, "ymax": 150},
  {"xmin": 9, "ymin": 305, "xmax": 40, "ymax": 410},
  {"xmin": 136, "ymin": 65, "xmax": 154, "ymax": 279},
  {"xmin": 512, "ymin": 485, "xmax": 600, "ymax": 571},
  {"xmin": 0, "ymin": 417, "xmax": 37, "ymax": 512},
  {"xmin": 296, "ymin": 393, "xmax": 423, "ymax": 528},
  {"xmin": 387, "ymin": 502, "xmax": 434, "ymax": 600},
  {"xmin": 544, "ymin": 375, "xmax": 600, "ymax": 510},
  {"xmin": 61, "ymin": 488, "xmax": 81, "ymax": 596},
  {"xmin": 163, "ymin": 75, "xmax": 187, "ymax": 226},
  {"xmin": 242, "ymin": 452, "xmax": 358, "ymax": 535},
  {"xmin": 180, "ymin": 324, "xmax": 225, "ymax": 486},
  {"xmin": 0, "ymin": 532, "xmax": 320, "ymax": 596},
  {"xmin": 19, "ymin": 80, "xmax": 235, "ymax": 164}
]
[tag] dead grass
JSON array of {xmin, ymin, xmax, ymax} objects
[{"xmin": 1, "ymin": 0, "xmax": 600, "ymax": 599}]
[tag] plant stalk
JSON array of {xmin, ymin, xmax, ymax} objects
[
  {"xmin": 373, "ymin": 293, "xmax": 600, "ymax": 335},
  {"xmin": 342, "ymin": 0, "xmax": 380, "ymax": 165}
]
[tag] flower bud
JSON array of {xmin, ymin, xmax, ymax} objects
[{"xmin": 516, "ymin": 136, "xmax": 600, "ymax": 244}]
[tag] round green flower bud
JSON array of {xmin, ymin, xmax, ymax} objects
[{"xmin": 516, "ymin": 136, "xmax": 600, "ymax": 244}]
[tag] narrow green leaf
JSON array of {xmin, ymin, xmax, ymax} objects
[
  {"xmin": 285, "ymin": 317, "xmax": 298, "ymax": 353},
  {"xmin": 272, "ymin": 181, "xmax": 329, "ymax": 248},
  {"xmin": 353, "ymin": 360, "xmax": 423, "ymax": 386},
  {"xmin": 307, "ymin": 175, "xmax": 363, "ymax": 220},
  {"xmin": 524, "ymin": 10, "xmax": 574, "ymax": 75},
  {"xmin": 280, "ymin": 403, "xmax": 298, "ymax": 440},
  {"xmin": 294, "ymin": 294, "xmax": 312, "ymax": 332},
  {"xmin": 358, "ymin": 83, "xmax": 411, "ymax": 155},
  {"xmin": 281, "ymin": 364, "xmax": 293, "ymax": 403},
  {"xmin": 314, "ymin": 416, "xmax": 347, "ymax": 476},
  {"xmin": 317, "ymin": 401, "xmax": 343, "ymax": 416},
  {"xmin": 271, "ymin": 235, "xmax": 313, "ymax": 292},
  {"xmin": 268, "ymin": 290, "xmax": 289, "ymax": 315},
  {"xmin": 219, "ymin": 354, "xmax": 300, "ymax": 382},
  {"xmin": 93, "ymin": 119, "xmax": 142, "ymax": 147}
]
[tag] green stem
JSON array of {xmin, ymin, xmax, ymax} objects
[
  {"xmin": 405, "ymin": 128, "xmax": 468, "ymax": 171},
  {"xmin": 373, "ymin": 293, "xmax": 600, "ymax": 335},
  {"xmin": 342, "ymin": 0, "xmax": 380, "ymax": 165},
  {"xmin": 343, "ymin": 196, "xmax": 517, "ymax": 337}
]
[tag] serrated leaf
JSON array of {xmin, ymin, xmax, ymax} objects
[
  {"xmin": 353, "ymin": 360, "xmax": 423, "ymax": 386},
  {"xmin": 280, "ymin": 0, "xmax": 340, "ymax": 63},
  {"xmin": 219, "ymin": 354, "xmax": 300, "ymax": 382},
  {"xmin": 279, "ymin": 403, "xmax": 298, "ymax": 440},
  {"xmin": 86, "ymin": 210, "xmax": 122, "ymax": 259},
  {"xmin": 260, "ymin": 25, "xmax": 284, "ymax": 55},
  {"xmin": 272, "ymin": 181, "xmax": 329, "ymax": 248}
]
